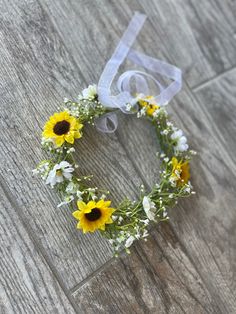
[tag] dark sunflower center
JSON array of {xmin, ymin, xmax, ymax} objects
[
  {"xmin": 85, "ymin": 208, "xmax": 101, "ymax": 221},
  {"xmin": 53, "ymin": 120, "xmax": 70, "ymax": 135}
]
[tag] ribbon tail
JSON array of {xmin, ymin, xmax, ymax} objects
[
  {"xmin": 97, "ymin": 12, "xmax": 147, "ymax": 108},
  {"xmin": 94, "ymin": 112, "xmax": 118, "ymax": 133}
]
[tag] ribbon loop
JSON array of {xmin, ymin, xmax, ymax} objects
[
  {"xmin": 96, "ymin": 11, "xmax": 182, "ymax": 133},
  {"xmin": 94, "ymin": 112, "xmax": 118, "ymax": 133}
]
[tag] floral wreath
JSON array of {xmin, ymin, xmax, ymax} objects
[
  {"xmin": 33, "ymin": 85, "xmax": 196, "ymax": 254},
  {"xmin": 33, "ymin": 13, "xmax": 196, "ymax": 254}
]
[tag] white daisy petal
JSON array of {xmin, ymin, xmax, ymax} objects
[
  {"xmin": 45, "ymin": 161, "xmax": 74, "ymax": 187},
  {"xmin": 142, "ymin": 196, "xmax": 156, "ymax": 222},
  {"xmin": 63, "ymin": 172, "xmax": 72, "ymax": 180},
  {"xmin": 171, "ymin": 129, "xmax": 188, "ymax": 153},
  {"xmin": 82, "ymin": 84, "xmax": 97, "ymax": 99},
  {"xmin": 125, "ymin": 236, "xmax": 135, "ymax": 248}
]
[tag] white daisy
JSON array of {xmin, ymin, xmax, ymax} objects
[
  {"xmin": 46, "ymin": 161, "xmax": 74, "ymax": 187},
  {"xmin": 125, "ymin": 235, "xmax": 135, "ymax": 248},
  {"xmin": 81, "ymin": 84, "xmax": 97, "ymax": 99},
  {"xmin": 171, "ymin": 129, "xmax": 188, "ymax": 152},
  {"xmin": 142, "ymin": 196, "xmax": 156, "ymax": 221}
]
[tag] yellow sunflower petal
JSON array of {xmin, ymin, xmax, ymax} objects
[
  {"xmin": 77, "ymin": 222, "xmax": 84, "ymax": 231},
  {"xmin": 181, "ymin": 162, "xmax": 190, "ymax": 184},
  {"xmin": 72, "ymin": 210, "xmax": 81, "ymax": 220},
  {"xmin": 99, "ymin": 224, "xmax": 105, "ymax": 231},
  {"xmin": 96, "ymin": 200, "xmax": 111, "ymax": 208},
  {"xmin": 62, "ymin": 111, "xmax": 70, "ymax": 119},
  {"xmin": 87, "ymin": 201, "xmax": 96, "ymax": 211},
  {"xmin": 106, "ymin": 217, "xmax": 114, "ymax": 224},
  {"xmin": 42, "ymin": 129, "xmax": 53, "ymax": 138},
  {"xmin": 96, "ymin": 200, "xmax": 104, "ymax": 208},
  {"xmin": 77, "ymin": 123, "xmax": 83, "ymax": 130},
  {"xmin": 68, "ymin": 116, "xmax": 77, "ymax": 128},
  {"xmin": 52, "ymin": 112, "xmax": 63, "ymax": 120},
  {"xmin": 103, "ymin": 200, "xmax": 112, "ymax": 207},
  {"xmin": 74, "ymin": 131, "xmax": 82, "ymax": 139},
  {"xmin": 109, "ymin": 207, "xmax": 116, "ymax": 214},
  {"xmin": 77, "ymin": 201, "xmax": 87, "ymax": 211},
  {"xmin": 171, "ymin": 157, "xmax": 178, "ymax": 168},
  {"xmin": 55, "ymin": 136, "xmax": 65, "ymax": 147},
  {"xmin": 65, "ymin": 133, "xmax": 75, "ymax": 144}
]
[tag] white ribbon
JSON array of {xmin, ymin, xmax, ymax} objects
[{"xmin": 95, "ymin": 12, "xmax": 182, "ymax": 133}]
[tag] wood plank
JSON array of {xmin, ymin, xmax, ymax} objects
[
  {"xmin": 72, "ymin": 70, "xmax": 236, "ymax": 313},
  {"xmin": 72, "ymin": 224, "xmax": 216, "ymax": 314},
  {"xmin": 1, "ymin": 0, "xmax": 236, "ymax": 311},
  {"xmin": 0, "ymin": 184, "xmax": 76, "ymax": 314},
  {"xmin": 194, "ymin": 69, "xmax": 236, "ymax": 165},
  {"xmin": 40, "ymin": 0, "xmax": 141, "ymax": 84},
  {"xmin": 41, "ymin": 0, "xmax": 236, "ymax": 89},
  {"xmin": 0, "ymin": 0, "xmax": 145, "ymax": 290},
  {"xmin": 138, "ymin": 0, "xmax": 236, "ymax": 88}
]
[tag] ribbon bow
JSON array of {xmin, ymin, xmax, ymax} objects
[{"xmin": 95, "ymin": 12, "xmax": 182, "ymax": 133}]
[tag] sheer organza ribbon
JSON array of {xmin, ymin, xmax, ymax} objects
[{"xmin": 95, "ymin": 12, "xmax": 182, "ymax": 133}]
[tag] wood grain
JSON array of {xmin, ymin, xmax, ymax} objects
[
  {"xmin": 138, "ymin": 0, "xmax": 236, "ymax": 88},
  {"xmin": 0, "ymin": 0, "xmax": 147, "ymax": 291},
  {"xmin": 0, "ymin": 0, "xmax": 236, "ymax": 312},
  {"xmin": 72, "ymin": 224, "xmax": 217, "ymax": 314},
  {"xmin": 42, "ymin": 0, "xmax": 236, "ymax": 89},
  {"xmin": 0, "ymin": 184, "xmax": 76, "ymax": 314}
]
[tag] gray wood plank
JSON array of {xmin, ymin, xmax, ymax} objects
[
  {"xmin": 72, "ymin": 74, "xmax": 236, "ymax": 312},
  {"xmin": 72, "ymin": 224, "xmax": 216, "ymax": 314},
  {"xmin": 0, "ymin": 184, "xmax": 76, "ymax": 314},
  {"xmin": 194, "ymin": 69, "xmax": 236, "ymax": 165},
  {"xmin": 1, "ymin": 0, "xmax": 236, "ymax": 311},
  {"xmin": 40, "ymin": 0, "xmax": 147, "ymax": 84},
  {"xmin": 0, "ymin": 0, "xmax": 145, "ymax": 290},
  {"xmin": 41, "ymin": 0, "xmax": 236, "ymax": 89},
  {"xmin": 138, "ymin": 0, "xmax": 236, "ymax": 88}
]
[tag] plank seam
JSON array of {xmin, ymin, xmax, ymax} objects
[
  {"xmin": 70, "ymin": 254, "xmax": 120, "ymax": 295},
  {"xmin": 192, "ymin": 65, "xmax": 236, "ymax": 92}
]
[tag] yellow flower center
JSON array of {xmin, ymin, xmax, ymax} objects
[
  {"xmin": 53, "ymin": 120, "xmax": 70, "ymax": 135},
  {"xmin": 85, "ymin": 208, "xmax": 102, "ymax": 221},
  {"xmin": 56, "ymin": 169, "xmax": 63, "ymax": 176}
]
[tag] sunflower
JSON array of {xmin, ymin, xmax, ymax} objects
[
  {"xmin": 138, "ymin": 95, "xmax": 160, "ymax": 116},
  {"xmin": 171, "ymin": 157, "xmax": 190, "ymax": 186},
  {"xmin": 42, "ymin": 111, "xmax": 83, "ymax": 147},
  {"xmin": 72, "ymin": 200, "xmax": 115, "ymax": 233}
]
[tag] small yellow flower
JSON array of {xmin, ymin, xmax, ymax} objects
[
  {"xmin": 72, "ymin": 200, "xmax": 115, "ymax": 233},
  {"xmin": 171, "ymin": 157, "xmax": 190, "ymax": 186},
  {"xmin": 42, "ymin": 111, "xmax": 83, "ymax": 147},
  {"xmin": 138, "ymin": 95, "xmax": 159, "ymax": 116}
]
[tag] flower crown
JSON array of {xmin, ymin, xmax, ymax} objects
[{"xmin": 33, "ymin": 13, "xmax": 196, "ymax": 254}]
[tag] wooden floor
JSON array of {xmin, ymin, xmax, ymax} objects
[{"xmin": 0, "ymin": 0, "xmax": 236, "ymax": 313}]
